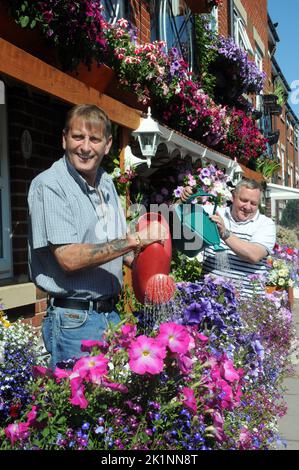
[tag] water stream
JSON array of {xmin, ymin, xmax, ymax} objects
[{"xmin": 214, "ymin": 250, "xmax": 231, "ymax": 277}]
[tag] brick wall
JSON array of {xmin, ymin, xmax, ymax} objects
[
  {"xmin": 131, "ymin": 0, "xmax": 151, "ymax": 43},
  {"xmin": 218, "ymin": 0, "xmax": 230, "ymax": 37},
  {"xmin": 6, "ymin": 82, "xmax": 69, "ymax": 326}
]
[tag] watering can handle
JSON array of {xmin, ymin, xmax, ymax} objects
[{"xmin": 186, "ymin": 190, "xmax": 218, "ymax": 215}]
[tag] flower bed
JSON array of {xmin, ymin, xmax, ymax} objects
[
  {"xmin": 0, "ymin": 276, "xmax": 297, "ymax": 450},
  {"xmin": 266, "ymin": 243, "xmax": 299, "ymax": 289}
]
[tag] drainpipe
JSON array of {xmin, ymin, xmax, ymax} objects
[{"xmin": 228, "ymin": 0, "xmax": 234, "ymax": 37}]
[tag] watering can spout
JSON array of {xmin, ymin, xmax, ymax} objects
[{"xmin": 213, "ymin": 244, "xmax": 225, "ymax": 252}]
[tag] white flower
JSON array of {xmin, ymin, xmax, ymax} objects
[{"xmin": 202, "ymin": 177, "xmax": 211, "ymax": 186}]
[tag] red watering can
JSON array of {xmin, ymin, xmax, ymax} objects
[{"xmin": 132, "ymin": 212, "xmax": 175, "ymax": 304}]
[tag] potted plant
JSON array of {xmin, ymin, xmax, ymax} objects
[{"xmin": 3, "ymin": 0, "xmax": 107, "ymax": 72}]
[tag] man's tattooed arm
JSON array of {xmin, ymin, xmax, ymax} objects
[{"xmin": 50, "ymin": 236, "xmax": 138, "ymax": 273}]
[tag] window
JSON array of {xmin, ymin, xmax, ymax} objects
[
  {"xmin": 0, "ymin": 81, "xmax": 12, "ymax": 279},
  {"xmin": 101, "ymin": 0, "xmax": 128, "ymax": 24},
  {"xmin": 151, "ymin": 0, "xmax": 194, "ymax": 70},
  {"xmin": 254, "ymin": 45, "xmax": 263, "ymax": 72},
  {"xmin": 280, "ymin": 146, "xmax": 285, "ymax": 177},
  {"xmin": 209, "ymin": 6, "xmax": 219, "ymax": 33},
  {"xmin": 290, "ymin": 164, "xmax": 294, "ymax": 187},
  {"xmin": 233, "ymin": 9, "xmax": 253, "ymax": 54}
]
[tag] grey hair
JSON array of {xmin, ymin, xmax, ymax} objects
[{"xmin": 234, "ymin": 178, "xmax": 263, "ymax": 194}]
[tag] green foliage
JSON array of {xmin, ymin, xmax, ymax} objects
[
  {"xmin": 256, "ymin": 158, "xmax": 281, "ymax": 180},
  {"xmin": 273, "ymin": 82, "xmax": 288, "ymax": 106},
  {"xmin": 194, "ymin": 15, "xmax": 218, "ymax": 98},
  {"xmin": 116, "ymin": 282, "xmax": 142, "ymax": 319},
  {"xmin": 170, "ymin": 249, "xmax": 202, "ymax": 282},
  {"xmin": 281, "ymin": 199, "xmax": 299, "ymax": 229}
]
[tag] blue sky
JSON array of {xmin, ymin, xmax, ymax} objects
[{"xmin": 268, "ymin": 0, "xmax": 299, "ymax": 118}]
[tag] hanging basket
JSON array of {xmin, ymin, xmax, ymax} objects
[
  {"xmin": 70, "ymin": 62, "xmax": 115, "ymax": 93},
  {"xmin": 185, "ymin": 0, "xmax": 214, "ymax": 14},
  {"xmin": 0, "ymin": 3, "xmax": 58, "ymax": 66}
]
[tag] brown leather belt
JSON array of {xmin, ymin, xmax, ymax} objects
[{"xmin": 49, "ymin": 297, "xmax": 117, "ymax": 313}]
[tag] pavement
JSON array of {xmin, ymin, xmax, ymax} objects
[{"xmin": 278, "ymin": 289, "xmax": 299, "ymax": 450}]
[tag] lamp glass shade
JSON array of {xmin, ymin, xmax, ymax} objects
[{"xmin": 138, "ymin": 132, "xmax": 160, "ymax": 157}]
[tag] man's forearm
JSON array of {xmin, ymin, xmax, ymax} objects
[
  {"xmin": 224, "ymin": 234, "xmax": 267, "ymax": 264},
  {"xmin": 51, "ymin": 236, "xmax": 137, "ymax": 272}
]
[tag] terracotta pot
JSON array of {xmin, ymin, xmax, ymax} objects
[
  {"xmin": 288, "ymin": 286, "xmax": 294, "ymax": 310},
  {"xmin": 265, "ymin": 285, "xmax": 283, "ymax": 294},
  {"xmin": 185, "ymin": 0, "xmax": 214, "ymax": 14},
  {"xmin": 70, "ymin": 62, "xmax": 115, "ymax": 93}
]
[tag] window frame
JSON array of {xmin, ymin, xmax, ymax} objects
[
  {"xmin": 101, "ymin": 0, "xmax": 127, "ymax": 24},
  {"xmin": 233, "ymin": 8, "xmax": 253, "ymax": 55},
  {"xmin": 254, "ymin": 44, "xmax": 264, "ymax": 72},
  {"xmin": 0, "ymin": 81, "xmax": 13, "ymax": 279},
  {"xmin": 152, "ymin": 0, "xmax": 195, "ymax": 71}
]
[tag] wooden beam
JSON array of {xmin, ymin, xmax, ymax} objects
[{"xmin": 0, "ymin": 38, "xmax": 141, "ymax": 130}]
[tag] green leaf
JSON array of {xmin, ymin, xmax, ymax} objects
[
  {"xmin": 30, "ymin": 19, "xmax": 36, "ymax": 29},
  {"xmin": 20, "ymin": 16, "xmax": 30, "ymax": 28}
]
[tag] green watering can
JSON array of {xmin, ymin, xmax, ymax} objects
[{"xmin": 172, "ymin": 188, "xmax": 225, "ymax": 257}]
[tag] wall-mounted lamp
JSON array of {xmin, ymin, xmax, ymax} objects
[
  {"xmin": 132, "ymin": 108, "xmax": 163, "ymax": 168},
  {"xmin": 232, "ymin": 159, "xmax": 243, "ymax": 186}
]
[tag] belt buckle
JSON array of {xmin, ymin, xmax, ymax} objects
[
  {"xmin": 95, "ymin": 298, "xmax": 115, "ymax": 313},
  {"xmin": 95, "ymin": 299, "xmax": 108, "ymax": 312}
]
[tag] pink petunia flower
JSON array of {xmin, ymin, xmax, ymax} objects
[
  {"xmin": 197, "ymin": 333, "xmax": 209, "ymax": 343},
  {"xmin": 81, "ymin": 340, "xmax": 106, "ymax": 352},
  {"xmin": 26, "ymin": 406, "xmax": 38, "ymax": 427},
  {"xmin": 121, "ymin": 324, "xmax": 137, "ymax": 338},
  {"xmin": 118, "ymin": 323, "xmax": 137, "ymax": 347},
  {"xmin": 73, "ymin": 354, "xmax": 109, "ymax": 383},
  {"xmin": 177, "ymin": 353, "xmax": 193, "ymax": 374},
  {"xmin": 54, "ymin": 367, "xmax": 72, "ymax": 382},
  {"xmin": 101, "ymin": 378, "xmax": 129, "ymax": 393},
  {"xmin": 128, "ymin": 336, "xmax": 166, "ymax": 375},
  {"xmin": 157, "ymin": 323, "xmax": 190, "ymax": 354},
  {"xmin": 181, "ymin": 387, "xmax": 197, "ymax": 414},
  {"xmin": 220, "ymin": 356, "xmax": 241, "ymax": 383},
  {"xmin": 69, "ymin": 375, "xmax": 88, "ymax": 409},
  {"xmin": 32, "ymin": 365, "xmax": 53, "ymax": 379},
  {"xmin": 4, "ymin": 422, "xmax": 29, "ymax": 446}
]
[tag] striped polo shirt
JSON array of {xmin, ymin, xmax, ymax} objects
[
  {"xmin": 28, "ymin": 156, "xmax": 126, "ymax": 300},
  {"xmin": 201, "ymin": 205, "xmax": 276, "ymax": 296}
]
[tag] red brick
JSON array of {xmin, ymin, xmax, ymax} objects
[
  {"xmin": 35, "ymin": 299, "xmax": 47, "ymax": 314},
  {"xmin": 31, "ymin": 312, "xmax": 46, "ymax": 328}
]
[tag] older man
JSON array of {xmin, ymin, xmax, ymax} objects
[{"xmin": 181, "ymin": 179, "xmax": 276, "ymax": 296}]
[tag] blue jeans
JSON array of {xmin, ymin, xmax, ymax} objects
[{"xmin": 42, "ymin": 302, "xmax": 120, "ymax": 369}]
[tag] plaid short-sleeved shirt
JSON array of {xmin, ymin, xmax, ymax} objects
[{"xmin": 28, "ymin": 156, "xmax": 126, "ymax": 300}]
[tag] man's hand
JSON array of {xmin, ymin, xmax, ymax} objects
[
  {"xmin": 209, "ymin": 212, "xmax": 226, "ymax": 239},
  {"xmin": 136, "ymin": 220, "xmax": 168, "ymax": 250},
  {"xmin": 180, "ymin": 186, "xmax": 194, "ymax": 203}
]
